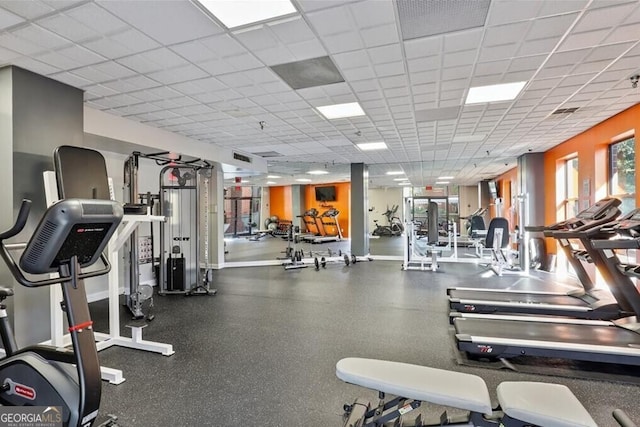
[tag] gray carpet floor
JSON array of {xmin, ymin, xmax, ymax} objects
[{"xmin": 92, "ymin": 260, "xmax": 639, "ymax": 427}]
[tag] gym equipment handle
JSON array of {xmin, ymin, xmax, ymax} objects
[
  {"xmin": 613, "ymin": 409, "xmax": 637, "ymax": 427},
  {"xmin": 0, "ymin": 199, "xmax": 31, "ymax": 240}
]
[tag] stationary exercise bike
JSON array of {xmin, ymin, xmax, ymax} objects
[
  {"xmin": 0, "ymin": 198, "xmax": 123, "ymax": 426},
  {"xmin": 372, "ymin": 205, "xmax": 404, "ymax": 237}
]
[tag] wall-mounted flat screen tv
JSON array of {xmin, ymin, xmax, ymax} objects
[{"xmin": 315, "ymin": 186, "xmax": 336, "ymax": 202}]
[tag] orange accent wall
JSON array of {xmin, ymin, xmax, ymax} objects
[
  {"xmin": 543, "ymin": 103, "xmax": 640, "ymax": 253},
  {"xmin": 304, "ymin": 182, "xmax": 351, "ymax": 238},
  {"xmin": 269, "ymin": 186, "xmax": 292, "ymax": 221}
]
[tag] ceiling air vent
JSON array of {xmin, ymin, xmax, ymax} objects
[
  {"xmin": 233, "ymin": 152, "xmax": 252, "ymax": 163},
  {"xmin": 552, "ymin": 107, "xmax": 579, "ymax": 115},
  {"xmin": 253, "ymin": 151, "xmax": 283, "ymax": 158}
]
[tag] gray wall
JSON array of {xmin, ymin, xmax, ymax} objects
[
  {"xmin": 1, "ymin": 66, "xmax": 84, "ymax": 346},
  {"xmin": 517, "ymin": 152, "xmax": 545, "ymax": 227}
]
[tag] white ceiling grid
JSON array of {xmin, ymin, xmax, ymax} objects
[{"xmin": 0, "ymin": 0, "xmax": 637, "ymax": 187}]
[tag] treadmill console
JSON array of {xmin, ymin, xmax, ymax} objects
[{"xmin": 576, "ymin": 197, "xmax": 621, "ymax": 221}]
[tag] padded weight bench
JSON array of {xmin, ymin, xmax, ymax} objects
[{"xmin": 336, "ymin": 358, "xmax": 597, "ymax": 427}]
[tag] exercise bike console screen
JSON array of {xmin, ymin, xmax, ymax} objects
[{"xmin": 20, "ymin": 199, "xmax": 123, "ymax": 276}]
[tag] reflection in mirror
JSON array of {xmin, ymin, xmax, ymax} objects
[{"xmin": 221, "ymin": 162, "xmax": 485, "ymax": 264}]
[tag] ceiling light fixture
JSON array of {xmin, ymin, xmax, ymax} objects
[
  {"xmin": 393, "ymin": 178, "xmax": 409, "ymax": 181},
  {"xmin": 438, "ymin": 176, "xmax": 454, "ymax": 180},
  {"xmin": 435, "ymin": 181, "xmax": 450, "ymax": 185},
  {"xmin": 307, "ymin": 170, "xmax": 329, "ymax": 175},
  {"xmin": 196, "ymin": 0, "xmax": 296, "ymax": 29},
  {"xmin": 386, "ymin": 171, "xmax": 404, "ymax": 175},
  {"xmin": 266, "ymin": 181, "xmax": 276, "ymax": 184},
  {"xmin": 267, "ymin": 175, "xmax": 281, "ymax": 179},
  {"xmin": 295, "ymin": 178, "xmax": 312, "ymax": 182},
  {"xmin": 316, "ymin": 102, "xmax": 365, "ymax": 119},
  {"xmin": 357, "ymin": 142, "xmax": 388, "ymax": 151},
  {"xmin": 465, "ymin": 81, "xmax": 527, "ymax": 104},
  {"xmin": 398, "ymin": 182, "xmax": 411, "ymax": 186}
]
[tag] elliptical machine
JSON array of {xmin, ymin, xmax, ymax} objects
[
  {"xmin": 0, "ymin": 198, "xmax": 123, "ymax": 426},
  {"xmin": 372, "ymin": 205, "xmax": 404, "ymax": 237}
]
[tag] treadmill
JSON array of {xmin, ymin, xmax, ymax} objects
[
  {"xmin": 448, "ymin": 197, "xmax": 628, "ymax": 320},
  {"xmin": 453, "ymin": 208, "xmax": 640, "ymax": 366}
]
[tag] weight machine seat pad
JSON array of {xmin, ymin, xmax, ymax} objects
[
  {"xmin": 336, "ymin": 358, "xmax": 492, "ymax": 415},
  {"xmin": 497, "ymin": 382, "xmax": 597, "ymax": 427}
]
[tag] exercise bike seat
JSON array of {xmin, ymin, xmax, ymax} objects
[
  {"xmin": 497, "ymin": 382, "xmax": 597, "ymax": 427},
  {"xmin": 336, "ymin": 358, "xmax": 492, "ymax": 415},
  {"xmin": 0, "ymin": 287, "xmax": 14, "ymax": 298}
]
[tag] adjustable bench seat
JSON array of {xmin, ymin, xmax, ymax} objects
[
  {"xmin": 497, "ymin": 382, "xmax": 597, "ymax": 427},
  {"xmin": 336, "ymin": 358, "xmax": 492, "ymax": 415}
]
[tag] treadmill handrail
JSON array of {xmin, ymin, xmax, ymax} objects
[{"xmin": 592, "ymin": 239, "xmax": 640, "ymax": 250}]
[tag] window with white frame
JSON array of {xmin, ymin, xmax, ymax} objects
[{"xmin": 609, "ymin": 137, "xmax": 635, "ymax": 215}]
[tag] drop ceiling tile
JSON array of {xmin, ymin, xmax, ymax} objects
[
  {"xmin": 571, "ymin": 59, "xmax": 613, "ymax": 75},
  {"xmin": 0, "ymin": 1, "xmax": 55, "ymax": 20},
  {"xmin": 0, "ymin": 6, "xmax": 25, "ymax": 29},
  {"xmin": 559, "ymin": 29, "xmax": 609, "ymax": 51},
  {"xmin": 443, "ymin": 27, "xmax": 483, "ymax": 52},
  {"xmin": 83, "ymin": 37, "xmax": 134, "ymax": 59},
  {"xmin": 226, "ymin": 52, "xmax": 263, "ymax": 71},
  {"xmin": 234, "ymin": 25, "xmax": 280, "ymax": 51},
  {"xmin": 527, "ymin": 13, "xmax": 579, "ymax": 41},
  {"xmin": 374, "ymin": 61, "xmax": 405, "ymax": 77},
  {"xmin": 170, "ymin": 40, "xmax": 216, "ymax": 63},
  {"xmin": 323, "ymin": 31, "xmax": 365, "ymax": 54},
  {"xmin": 604, "ymin": 22, "xmax": 640, "ymax": 44},
  {"xmin": 584, "ymin": 42, "xmax": 635, "ymax": 63},
  {"xmin": 13, "ymin": 24, "xmax": 71, "ymax": 50},
  {"xmin": 480, "ymin": 43, "xmax": 521, "ymax": 62},
  {"xmin": 546, "ymin": 48, "xmax": 590, "ymax": 68},
  {"xmin": 92, "ymin": 61, "xmax": 136, "ymax": 79},
  {"xmin": 411, "ymin": 70, "xmax": 439, "ymax": 85},
  {"xmin": 50, "ymin": 71, "xmax": 92, "ymax": 88},
  {"xmin": 98, "ymin": 0, "xmax": 223, "ymax": 44},
  {"xmin": 0, "ymin": 45, "xmax": 21, "ymax": 62},
  {"xmin": 83, "ymin": 84, "xmax": 119, "ymax": 98},
  {"xmin": 341, "ymin": 65, "xmax": 375, "ymax": 81},
  {"xmin": 66, "ymin": 3, "xmax": 128, "ymax": 34},
  {"xmin": 487, "ymin": 0, "xmax": 543, "ymax": 26},
  {"xmin": 290, "ymin": 39, "xmax": 327, "ymax": 61},
  {"xmin": 57, "ymin": 45, "xmax": 106, "ymax": 67},
  {"xmin": 484, "ymin": 22, "xmax": 528, "ymax": 48},
  {"xmin": 35, "ymin": 51, "xmax": 81, "ymax": 70},
  {"xmin": 110, "ymin": 28, "xmax": 160, "ymax": 54},
  {"xmin": 38, "ymin": 14, "xmax": 99, "ymax": 42},
  {"xmin": 11, "ymin": 56, "xmax": 60, "ymax": 74},
  {"xmin": 443, "ymin": 49, "xmax": 476, "ymax": 68},
  {"xmin": 367, "ymin": 44, "xmax": 403, "ymax": 64},
  {"xmin": 360, "ymin": 24, "xmax": 399, "ymax": 48},
  {"xmin": 268, "ymin": 16, "xmax": 316, "ymax": 44},
  {"xmin": 117, "ymin": 53, "xmax": 162, "ymax": 74},
  {"xmin": 147, "ymin": 64, "xmax": 208, "ymax": 85},
  {"xmin": 407, "ymin": 56, "xmax": 440, "ymax": 73},
  {"xmin": 517, "ymin": 37, "xmax": 560, "ymax": 56},
  {"xmin": 575, "ymin": 2, "xmax": 637, "ymax": 33},
  {"xmin": 307, "ymin": 6, "xmax": 355, "ymax": 36}
]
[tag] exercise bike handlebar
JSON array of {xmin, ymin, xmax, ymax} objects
[{"xmin": 0, "ymin": 199, "xmax": 32, "ymax": 240}]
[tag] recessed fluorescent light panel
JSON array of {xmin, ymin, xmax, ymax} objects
[
  {"xmin": 398, "ymin": 182, "xmax": 411, "ymax": 186},
  {"xmin": 307, "ymin": 170, "xmax": 329, "ymax": 175},
  {"xmin": 317, "ymin": 102, "xmax": 365, "ymax": 119},
  {"xmin": 386, "ymin": 171, "xmax": 404, "ymax": 175},
  {"xmin": 438, "ymin": 176, "xmax": 454, "ymax": 180},
  {"xmin": 295, "ymin": 178, "xmax": 312, "ymax": 182},
  {"xmin": 465, "ymin": 81, "xmax": 526, "ymax": 104},
  {"xmin": 267, "ymin": 175, "xmax": 281, "ymax": 179},
  {"xmin": 393, "ymin": 178, "xmax": 409, "ymax": 181},
  {"xmin": 435, "ymin": 181, "xmax": 449, "ymax": 185},
  {"xmin": 266, "ymin": 181, "xmax": 276, "ymax": 184},
  {"xmin": 197, "ymin": 0, "xmax": 296, "ymax": 28},
  {"xmin": 357, "ymin": 142, "xmax": 388, "ymax": 151}
]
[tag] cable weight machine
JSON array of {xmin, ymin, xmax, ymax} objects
[{"xmin": 124, "ymin": 152, "xmax": 216, "ymax": 319}]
